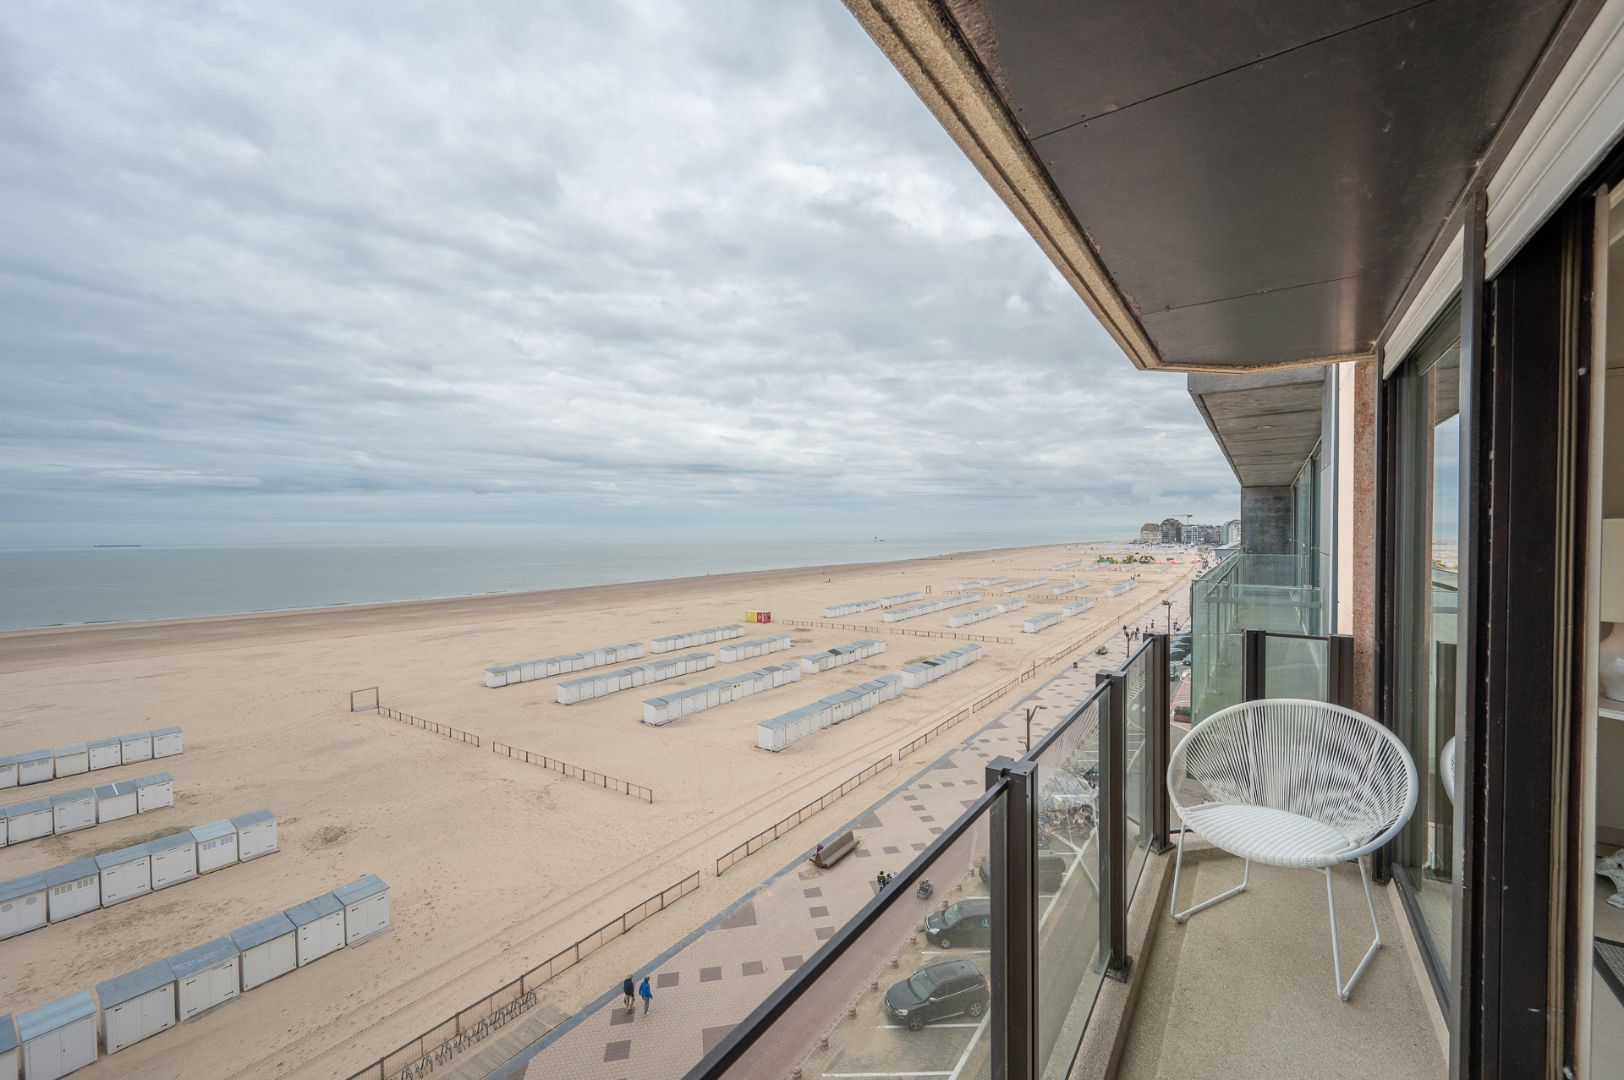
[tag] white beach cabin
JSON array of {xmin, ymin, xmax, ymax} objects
[
  {"xmin": 0, "ymin": 875, "xmax": 47, "ymax": 940},
  {"xmin": 43, "ymin": 860, "xmax": 101, "ymax": 924},
  {"xmin": 95, "ymin": 781, "xmax": 136, "ymax": 823},
  {"xmin": 17, "ymin": 991, "xmax": 97, "ymax": 1080},
  {"xmin": 230, "ymin": 912, "xmax": 298, "ymax": 991},
  {"xmin": 119, "ymin": 732, "xmax": 152, "ymax": 764},
  {"xmin": 168, "ymin": 936, "xmax": 240, "ymax": 1021},
  {"xmin": 95, "ymin": 845, "xmax": 151, "ymax": 907},
  {"xmin": 15, "ymin": 750, "xmax": 53, "ymax": 786},
  {"xmin": 0, "ymin": 756, "xmax": 15, "ymax": 791},
  {"xmin": 190, "ymin": 820, "xmax": 238, "ymax": 874},
  {"xmin": 87, "ymin": 738, "xmax": 122, "ymax": 772},
  {"xmin": 150, "ymin": 727, "xmax": 183, "ymax": 759},
  {"xmin": 133, "ymin": 772, "xmax": 173, "ymax": 813},
  {"xmin": 50, "ymin": 790, "xmax": 95, "ymax": 835},
  {"xmin": 232, "ymin": 810, "xmax": 278, "ymax": 861},
  {"xmin": 333, "ymin": 875, "xmax": 390, "ymax": 947},
  {"xmin": 6, "ymin": 799, "xmax": 54, "ymax": 845},
  {"xmin": 96, "ymin": 961, "xmax": 176, "ymax": 1054},
  {"xmin": 52, "ymin": 744, "xmax": 88, "ymax": 778},
  {"xmin": 285, "ymin": 892, "xmax": 346, "ymax": 966},
  {"xmin": 0, "ymin": 1015, "xmax": 16, "ymax": 1080},
  {"xmin": 146, "ymin": 832, "xmax": 197, "ymax": 890}
]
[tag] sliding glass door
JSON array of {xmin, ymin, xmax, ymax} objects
[{"xmin": 1388, "ymin": 302, "xmax": 1462, "ymax": 992}]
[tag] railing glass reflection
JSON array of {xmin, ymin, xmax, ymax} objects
[{"xmin": 695, "ymin": 787, "xmax": 1005, "ymax": 1080}]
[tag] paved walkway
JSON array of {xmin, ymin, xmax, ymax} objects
[{"xmin": 496, "ymin": 591, "xmax": 1190, "ymax": 1080}]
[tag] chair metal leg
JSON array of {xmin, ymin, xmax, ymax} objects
[
  {"xmin": 1324, "ymin": 856, "xmax": 1383, "ymax": 1001},
  {"xmin": 1170, "ymin": 827, "xmax": 1249, "ymax": 923}
]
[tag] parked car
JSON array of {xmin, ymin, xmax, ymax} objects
[
  {"xmin": 977, "ymin": 845, "xmax": 1068, "ymax": 894},
  {"xmin": 922, "ymin": 897, "xmax": 990, "ymax": 949},
  {"xmin": 1170, "ymin": 633, "xmax": 1193, "ymax": 662},
  {"xmin": 884, "ymin": 959, "xmax": 990, "ymax": 1031}
]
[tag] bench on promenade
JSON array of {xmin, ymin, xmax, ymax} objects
[{"xmin": 811, "ymin": 829, "xmax": 859, "ymax": 868}]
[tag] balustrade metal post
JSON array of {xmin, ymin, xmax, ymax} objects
[
  {"xmin": 986, "ymin": 754, "xmax": 1038, "ymax": 1080},
  {"xmin": 1327, "ymin": 633, "xmax": 1356, "ymax": 709},
  {"xmin": 1147, "ymin": 633, "xmax": 1172, "ymax": 855},
  {"xmin": 1096, "ymin": 670, "xmax": 1133, "ymax": 982},
  {"xmin": 1241, "ymin": 628, "xmax": 1266, "ymax": 701}
]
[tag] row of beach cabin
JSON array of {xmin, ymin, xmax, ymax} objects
[
  {"xmin": 883, "ymin": 593, "xmax": 980, "ymax": 623},
  {"xmin": 0, "ymin": 812, "xmax": 278, "ymax": 942},
  {"xmin": 820, "ymin": 591, "xmax": 924, "ymax": 618},
  {"xmin": 800, "ymin": 638, "xmax": 885, "ymax": 673},
  {"xmin": 755, "ymin": 675, "xmax": 904, "ymax": 752},
  {"xmin": 1106, "ymin": 580, "xmax": 1138, "ymax": 597},
  {"xmin": 0, "ymin": 729, "xmax": 181, "ymax": 790},
  {"xmin": 0, "ymin": 875, "xmax": 388, "ymax": 1080},
  {"xmin": 556, "ymin": 653, "xmax": 715, "ymax": 704},
  {"xmin": 1001, "ymin": 578, "xmax": 1046, "ymax": 594},
  {"xmin": 900, "ymin": 645, "xmax": 983, "ymax": 689},
  {"xmin": 484, "ymin": 643, "xmax": 644, "ymax": 688},
  {"xmin": 947, "ymin": 597, "xmax": 1027, "ymax": 628},
  {"xmin": 1052, "ymin": 558, "xmax": 1085, "ymax": 570},
  {"xmin": 650, "ymin": 624, "xmax": 744, "ymax": 653},
  {"xmin": 1022, "ymin": 598, "xmax": 1094, "ymax": 633},
  {"xmin": 2, "ymin": 774, "xmax": 172, "ymax": 849},
  {"xmin": 717, "ymin": 635, "xmax": 791, "ymax": 662},
  {"xmin": 952, "ymin": 576, "xmax": 1008, "ymax": 591},
  {"xmin": 1051, "ymin": 580, "xmax": 1089, "ymax": 596},
  {"xmin": 641, "ymin": 663, "xmax": 800, "ymax": 726}
]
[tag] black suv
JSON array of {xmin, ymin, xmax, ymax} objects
[
  {"xmin": 922, "ymin": 897, "xmax": 991, "ymax": 949},
  {"xmin": 884, "ymin": 959, "xmax": 990, "ymax": 1030},
  {"xmin": 977, "ymin": 846, "xmax": 1067, "ymax": 893}
]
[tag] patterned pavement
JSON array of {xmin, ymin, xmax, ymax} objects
[{"xmin": 501, "ymin": 589, "xmax": 1190, "ymax": 1080}]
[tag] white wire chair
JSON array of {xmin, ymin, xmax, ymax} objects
[{"xmin": 1167, "ymin": 698, "xmax": 1419, "ymax": 1000}]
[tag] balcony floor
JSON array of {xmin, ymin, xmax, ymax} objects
[{"xmin": 1118, "ymin": 844, "xmax": 1446, "ymax": 1079}]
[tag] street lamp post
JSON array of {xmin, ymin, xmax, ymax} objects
[
  {"xmin": 1161, "ymin": 598, "xmax": 1173, "ymax": 636},
  {"xmin": 1024, "ymin": 704, "xmax": 1046, "ymax": 753}
]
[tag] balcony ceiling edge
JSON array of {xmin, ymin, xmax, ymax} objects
[
  {"xmin": 842, "ymin": 0, "xmax": 1165, "ymax": 371},
  {"xmin": 844, "ymin": 0, "xmax": 1574, "ymax": 375},
  {"xmin": 1188, "ymin": 367, "xmax": 1329, "ymax": 488}
]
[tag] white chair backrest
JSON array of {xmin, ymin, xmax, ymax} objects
[{"xmin": 1173, "ymin": 699, "xmax": 1418, "ymax": 855}]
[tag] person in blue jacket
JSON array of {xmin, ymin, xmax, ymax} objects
[{"xmin": 639, "ymin": 975, "xmax": 654, "ymax": 1015}]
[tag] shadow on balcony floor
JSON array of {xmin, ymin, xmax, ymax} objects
[{"xmin": 1117, "ymin": 845, "xmax": 1445, "ymax": 1080}]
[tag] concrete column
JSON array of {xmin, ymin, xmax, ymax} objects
[
  {"xmin": 1240, "ymin": 486, "xmax": 1292, "ymax": 554},
  {"xmin": 1351, "ymin": 358, "xmax": 1378, "ymax": 718}
]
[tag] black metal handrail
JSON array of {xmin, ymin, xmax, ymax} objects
[
  {"xmin": 680, "ymin": 632, "xmax": 1177, "ymax": 1080},
  {"xmin": 714, "ymin": 755, "xmax": 892, "ymax": 875},
  {"xmin": 681, "ymin": 782, "xmax": 1010, "ymax": 1079}
]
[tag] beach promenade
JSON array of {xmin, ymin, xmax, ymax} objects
[{"xmin": 486, "ymin": 592, "xmax": 1189, "ymax": 1080}]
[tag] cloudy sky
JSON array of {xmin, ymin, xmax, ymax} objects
[{"xmin": 0, "ymin": 0, "xmax": 1237, "ymax": 549}]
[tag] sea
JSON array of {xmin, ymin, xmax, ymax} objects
[{"xmin": 0, "ymin": 532, "xmax": 1093, "ymax": 631}]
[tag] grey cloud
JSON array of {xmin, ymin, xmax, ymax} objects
[{"xmin": 0, "ymin": 0, "xmax": 1237, "ymax": 546}]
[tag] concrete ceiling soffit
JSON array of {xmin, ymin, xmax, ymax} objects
[{"xmin": 842, "ymin": 0, "xmax": 1160, "ymax": 370}]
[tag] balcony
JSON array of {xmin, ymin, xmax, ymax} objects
[
  {"xmin": 682, "ymin": 629, "xmax": 1443, "ymax": 1080},
  {"xmin": 1118, "ymin": 844, "xmax": 1445, "ymax": 1079},
  {"xmin": 1190, "ymin": 553, "xmax": 1328, "ymax": 723}
]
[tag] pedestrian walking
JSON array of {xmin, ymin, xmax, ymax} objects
[
  {"xmin": 639, "ymin": 975, "xmax": 653, "ymax": 1015},
  {"xmin": 622, "ymin": 976, "xmax": 635, "ymax": 1014}
]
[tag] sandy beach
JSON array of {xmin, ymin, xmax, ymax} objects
[{"xmin": 0, "ymin": 541, "xmax": 1195, "ymax": 1079}]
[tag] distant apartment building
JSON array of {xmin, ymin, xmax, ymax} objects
[
  {"xmin": 1137, "ymin": 522, "xmax": 1159, "ymax": 544},
  {"xmin": 1224, "ymin": 519, "xmax": 1242, "ymax": 546},
  {"xmin": 1158, "ymin": 517, "xmax": 1182, "ymax": 544}
]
